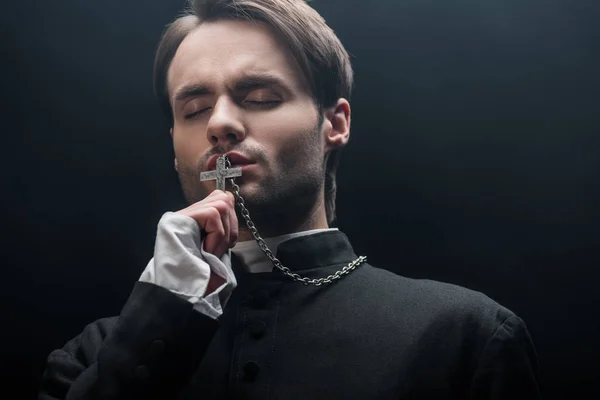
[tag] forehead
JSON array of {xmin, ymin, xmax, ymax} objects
[{"xmin": 168, "ymin": 19, "xmax": 306, "ymax": 97}]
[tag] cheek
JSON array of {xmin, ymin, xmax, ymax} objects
[
  {"xmin": 277, "ymin": 109, "xmax": 319, "ymax": 154},
  {"xmin": 172, "ymin": 128, "xmax": 210, "ymax": 165},
  {"xmin": 257, "ymin": 103, "xmax": 318, "ymax": 143},
  {"xmin": 272, "ymin": 127, "xmax": 321, "ymax": 170}
]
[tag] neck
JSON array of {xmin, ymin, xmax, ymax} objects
[{"xmin": 237, "ymin": 194, "xmax": 329, "ymax": 242}]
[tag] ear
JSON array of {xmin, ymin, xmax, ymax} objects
[{"xmin": 323, "ymin": 99, "xmax": 351, "ymax": 152}]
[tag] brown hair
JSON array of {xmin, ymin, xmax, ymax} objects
[{"xmin": 153, "ymin": 0, "xmax": 354, "ymax": 225}]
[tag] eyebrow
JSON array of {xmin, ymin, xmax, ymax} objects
[
  {"xmin": 172, "ymin": 84, "xmax": 211, "ymax": 103},
  {"xmin": 172, "ymin": 73, "xmax": 291, "ymax": 103},
  {"xmin": 233, "ymin": 73, "xmax": 289, "ymax": 92}
]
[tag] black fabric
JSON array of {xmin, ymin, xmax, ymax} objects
[{"xmin": 38, "ymin": 230, "xmax": 541, "ymax": 399}]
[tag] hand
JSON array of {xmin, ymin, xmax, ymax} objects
[
  {"xmin": 175, "ymin": 190, "xmax": 238, "ymax": 295},
  {"xmin": 176, "ymin": 190, "xmax": 238, "ymax": 259}
]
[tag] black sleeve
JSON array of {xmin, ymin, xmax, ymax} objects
[
  {"xmin": 466, "ymin": 314, "xmax": 542, "ymax": 399},
  {"xmin": 38, "ymin": 281, "xmax": 219, "ymax": 400}
]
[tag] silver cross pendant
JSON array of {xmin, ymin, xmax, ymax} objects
[{"xmin": 200, "ymin": 155, "xmax": 242, "ymax": 191}]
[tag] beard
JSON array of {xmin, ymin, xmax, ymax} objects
[{"xmin": 176, "ymin": 119, "xmax": 325, "ymax": 237}]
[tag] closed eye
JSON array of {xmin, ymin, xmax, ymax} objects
[
  {"xmin": 244, "ymin": 100, "xmax": 281, "ymax": 108},
  {"xmin": 184, "ymin": 108, "xmax": 211, "ymax": 120},
  {"xmin": 184, "ymin": 100, "xmax": 281, "ymax": 120}
]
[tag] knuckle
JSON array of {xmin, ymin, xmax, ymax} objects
[
  {"xmin": 207, "ymin": 207, "xmax": 221, "ymax": 220},
  {"xmin": 223, "ymin": 200, "xmax": 232, "ymax": 213},
  {"xmin": 215, "ymin": 200, "xmax": 230, "ymax": 214}
]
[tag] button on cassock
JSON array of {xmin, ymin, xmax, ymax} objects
[
  {"xmin": 247, "ymin": 319, "xmax": 267, "ymax": 339},
  {"xmin": 134, "ymin": 339, "xmax": 165, "ymax": 380},
  {"xmin": 243, "ymin": 361, "xmax": 260, "ymax": 381}
]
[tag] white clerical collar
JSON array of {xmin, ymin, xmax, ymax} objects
[{"xmin": 231, "ymin": 228, "xmax": 339, "ymax": 273}]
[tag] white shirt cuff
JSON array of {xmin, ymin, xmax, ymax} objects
[{"xmin": 139, "ymin": 211, "xmax": 237, "ymax": 319}]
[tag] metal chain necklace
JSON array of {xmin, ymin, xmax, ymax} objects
[{"xmin": 218, "ymin": 155, "xmax": 367, "ymax": 286}]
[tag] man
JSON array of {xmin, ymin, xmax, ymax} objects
[{"xmin": 39, "ymin": 0, "xmax": 541, "ymax": 399}]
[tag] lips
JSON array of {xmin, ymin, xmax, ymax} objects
[{"xmin": 206, "ymin": 151, "xmax": 255, "ymax": 171}]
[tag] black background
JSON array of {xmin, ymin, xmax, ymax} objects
[{"xmin": 2, "ymin": 0, "xmax": 599, "ymax": 398}]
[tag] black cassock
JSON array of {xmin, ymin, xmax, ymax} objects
[{"xmin": 39, "ymin": 230, "xmax": 541, "ymax": 399}]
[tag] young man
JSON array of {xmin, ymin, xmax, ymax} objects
[{"xmin": 39, "ymin": 1, "xmax": 541, "ymax": 398}]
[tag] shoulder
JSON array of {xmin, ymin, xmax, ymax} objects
[{"xmin": 356, "ymin": 264, "xmax": 521, "ymax": 337}]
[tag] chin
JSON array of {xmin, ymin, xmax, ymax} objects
[{"xmin": 233, "ymin": 181, "xmax": 261, "ymax": 200}]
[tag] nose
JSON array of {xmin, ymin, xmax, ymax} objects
[{"xmin": 206, "ymin": 97, "xmax": 246, "ymax": 147}]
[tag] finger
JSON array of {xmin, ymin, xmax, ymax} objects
[
  {"xmin": 207, "ymin": 189, "xmax": 227, "ymax": 199},
  {"xmin": 218, "ymin": 199, "xmax": 231, "ymax": 256},
  {"xmin": 176, "ymin": 190, "xmax": 223, "ymax": 216},
  {"xmin": 176, "ymin": 191, "xmax": 234, "ymax": 257},
  {"xmin": 198, "ymin": 207, "xmax": 225, "ymax": 256},
  {"xmin": 198, "ymin": 198, "xmax": 231, "ymax": 256},
  {"xmin": 227, "ymin": 192, "xmax": 238, "ymax": 247},
  {"xmin": 180, "ymin": 191, "xmax": 230, "ymax": 219},
  {"xmin": 203, "ymin": 191, "xmax": 237, "ymax": 249}
]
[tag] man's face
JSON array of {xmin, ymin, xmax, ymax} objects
[{"xmin": 168, "ymin": 20, "xmax": 326, "ymax": 223}]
